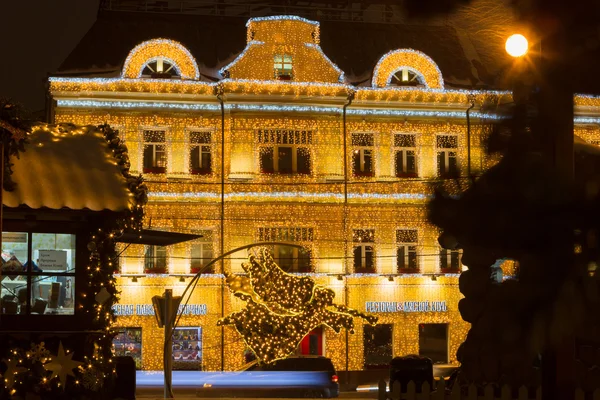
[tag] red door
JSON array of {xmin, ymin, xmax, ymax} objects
[{"xmin": 299, "ymin": 327, "xmax": 323, "ymax": 355}]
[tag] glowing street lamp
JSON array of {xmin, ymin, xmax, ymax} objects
[{"xmin": 505, "ymin": 34, "xmax": 529, "ymax": 58}]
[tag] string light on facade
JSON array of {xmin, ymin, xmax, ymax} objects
[
  {"xmin": 372, "ymin": 49, "xmax": 445, "ymax": 89},
  {"xmin": 122, "ymin": 38, "xmax": 200, "ymax": 80},
  {"xmin": 56, "ymin": 99, "xmax": 503, "ymax": 120}
]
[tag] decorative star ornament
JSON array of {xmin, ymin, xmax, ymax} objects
[
  {"xmin": 2, "ymin": 358, "xmax": 28, "ymax": 389},
  {"xmin": 43, "ymin": 342, "xmax": 83, "ymax": 388}
]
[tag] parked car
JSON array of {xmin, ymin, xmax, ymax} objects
[
  {"xmin": 196, "ymin": 355, "xmax": 340, "ymax": 398},
  {"xmin": 388, "ymin": 355, "xmax": 433, "ymax": 394}
]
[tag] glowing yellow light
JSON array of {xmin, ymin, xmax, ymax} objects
[{"xmin": 505, "ymin": 34, "xmax": 529, "ymax": 58}]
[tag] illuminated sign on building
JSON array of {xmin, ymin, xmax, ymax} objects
[
  {"xmin": 365, "ymin": 301, "xmax": 447, "ymax": 313},
  {"xmin": 112, "ymin": 304, "xmax": 208, "ymax": 316}
]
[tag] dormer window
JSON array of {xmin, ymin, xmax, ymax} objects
[
  {"xmin": 389, "ymin": 69, "xmax": 421, "ymax": 87},
  {"xmin": 274, "ymin": 54, "xmax": 293, "ymax": 80},
  {"xmin": 142, "ymin": 57, "xmax": 180, "ymax": 79}
]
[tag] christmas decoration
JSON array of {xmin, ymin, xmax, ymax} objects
[
  {"xmin": 122, "ymin": 38, "xmax": 199, "ymax": 80},
  {"xmin": 26, "ymin": 342, "xmax": 50, "ymax": 363},
  {"xmin": 2, "ymin": 357, "xmax": 27, "ymax": 389},
  {"xmin": 78, "ymin": 364, "xmax": 104, "ymax": 391},
  {"xmin": 219, "ymin": 248, "xmax": 378, "ymax": 363},
  {"xmin": 43, "ymin": 342, "xmax": 84, "ymax": 388}
]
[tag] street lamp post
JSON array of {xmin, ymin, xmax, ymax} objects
[{"xmin": 152, "ymin": 288, "xmax": 182, "ymax": 399}]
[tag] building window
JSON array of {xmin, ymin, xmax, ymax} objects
[
  {"xmin": 274, "ymin": 54, "xmax": 293, "ymax": 80},
  {"xmin": 419, "ymin": 323, "xmax": 448, "ymax": 363},
  {"xmin": 440, "ymin": 248, "xmax": 461, "ymax": 273},
  {"xmin": 144, "ymin": 245, "xmax": 167, "ymax": 274},
  {"xmin": 394, "ymin": 134, "xmax": 417, "ymax": 178},
  {"xmin": 190, "ymin": 232, "xmax": 214, "ymax": 274},
  {"xmin": 258, "ymin": 129, "xmax": 312, "ymax": 175},
  {"xmin": 173, "ymin": 327, "xmax": 202, "ymax": 370},
  {"xmin": 397, "ymin": 229, "xmax": 418, "ymax": 273},
  {"xmin": 389, "ymin": 69, "xmax": 421, "ymax": 87},
  {"xmin": 113, "ymin": 328, "xmax": 143, "ymax": 369},
  {"xmin": 189, "ymin": 131, "xmax": 212, "ymax": 175},
  {"xmin": 364, "ymin": 324, "xmax": 393, "ymax": 368},
  {"xmin": 258, "ymin": 227, "xmax": 314, "ymax": 273},
  {"xmin": 436, "ymin": 135, "xmax": 458, "ymax": 178},
  {"xmin": 143, "ymin": 130, "xmax": 167, "ymax": 174},
  {"xmin": 0, "ymin": 232, "xmax": 76, "ymax": 316},
  {"xmin": 353, "ymin": 229, "xmax": 375, "ymax": 273},
  {"xmin": 352, "ymin": 133, "xmax": 374, "ymax": 177},
  {"xmin": 142, "ymin": 57, "xmax": 180, "ymax": 79}
]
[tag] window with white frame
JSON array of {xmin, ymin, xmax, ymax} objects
[
  {"xmin": 144, "ymin": 245, "xmax": 167, "ymax": 274},
  {"xmin": 394, "ymin": 134, "xmax": 417, "ymax": 177},
  {"xmin": 258, "ymin": 227, "xmax": 313, "ymax": 273},
  {"xmin": 258, "ymin": 129, "xmax": 312, "ymax": 175},
  {"xmin": 189, "ymin": 131, "xmax": 212, "ymax": 175},
  {"xmin": 389, "ymin": 69, "xmax": 422, "ymax": 87},
  {"xmin": 143, "ymin": 130, "xmax": 167, "ymax": 174},
  {"xmin": 274, "ymin": 54, "xmax": 293, "ymax": 80},
  {"xmin": 397, "ymin": 229, "xmax": 418, "ymax": 272},
  {"xmin": 142, "ymin": 57, "xmax": 180, "ymax": 79},
  {"xmin": 190, "ymin": 231, "xmax": 214, "ymax": 274},
  {"xmin": 440, "ymin": 248, "xmax": 461, "ymax": 272},
  {"xmin": 436, "ymin": 135, "xmax": 458, "ymax": 178},
  {"xmin": 352, "ymin": 133, "xmax": 374, "ymax": 177},
  {"xmin": 353, "ymin": 229, "xmax": 375, "ymax": 273}
]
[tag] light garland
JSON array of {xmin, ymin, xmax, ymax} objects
[
  {"xmin": 55, "ymin": 99, "xmax": 503, "ymax": 120},
  {"xmin": 218, "ymin": 248, "xmax": 378, "ymax": 364},
  {"xmin": 372, "ymin": 49, "xmax": 444, "ymax": 89},
  {"xmin": 574, "ymin": 117, "xmax": 600, "ymax": 124},
  {"xmin": 246, "ymin": 15, "xmax": 320, "ymax": 27},
  {"xmin": 122, "ymin": 38, "xmax": 199, "ymax": 80},
  {"xmin": 49, "ymin": 77, "xmax": 214, "ymax": 95}
]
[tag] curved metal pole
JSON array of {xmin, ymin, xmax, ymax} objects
[{"xmin": 162, "ymin": 242, "xmax": 305, "ymax": 389}]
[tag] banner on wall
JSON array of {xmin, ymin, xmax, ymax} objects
[
  {"xmin": 112, "ymin": 303, "xmax": 208, "ymax": 316},
  {"xmin": 365, "ymin": 301, "xmax": 447, "ymax": 313}
]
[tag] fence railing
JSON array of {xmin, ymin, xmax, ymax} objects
[{"xmin": 377, "ymin": 379, "xmax": 600, "ymax": 400}]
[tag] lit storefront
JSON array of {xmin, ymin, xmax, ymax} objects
[{"xmin": 48, "ymin": 14, "xmax": 595, "ymax": 373}]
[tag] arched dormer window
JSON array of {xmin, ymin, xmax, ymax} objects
[
  {"xmin": 122, "ymin": 38, "xmax": 199, "ymax": 80},
  {"xmin": 372, "ymin": 49, "xmax": 443, "ymax": 89},
  {"xmin": 388, "ymin": 68, "xmax": 424, "ymax": 87},
  {"xmin": 141, "ymin": 57, "xmax": 180, "ymax": 79}
]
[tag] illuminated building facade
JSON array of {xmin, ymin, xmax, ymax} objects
[{"xmin": 48, "ymin": 15, "xmax": 600, "ymax": 373}]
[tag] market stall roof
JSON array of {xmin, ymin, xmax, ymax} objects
[
  {"xmin": 116, "ymin": 229, "xmax": 203, "ymax": 246},
  {"xmin": 2, "ymin": 124, "xmax": 133, "ymax": 212}
]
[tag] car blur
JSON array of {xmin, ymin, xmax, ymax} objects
[{"xmin": 196, "ymin": 355, "xmax": 340, "ymax": 398}]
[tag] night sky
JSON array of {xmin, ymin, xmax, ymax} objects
[{"xmin": 0, "ymin": 0, "xmax": 99, "ymax": 113}]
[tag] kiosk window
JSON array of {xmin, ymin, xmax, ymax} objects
[
  {"xmin": 113, "ymin": 328, "xmax": 143, "ymax": 369},
  {"xmin": 1, "ymin": 232, "xmax": 76, "ymax": 316},
  {"xmin": 173, "ymin": 327, "xmax": 202, "ymax": 370}
]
